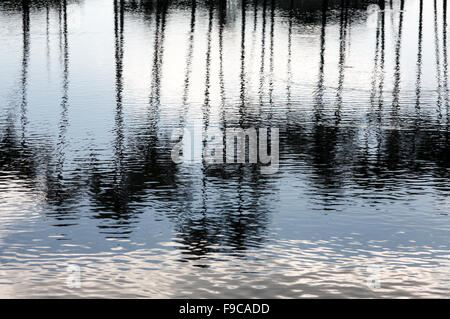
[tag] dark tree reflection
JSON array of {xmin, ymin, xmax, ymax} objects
[{"xmin": 1, "ymin": 0, "xmax": 450, "ymax": 257}]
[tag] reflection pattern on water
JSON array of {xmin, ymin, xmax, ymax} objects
[{"xmin": 0, "ymin": 0, "xmax": 449, "ymax": 298}]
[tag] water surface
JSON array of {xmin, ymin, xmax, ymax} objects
[{"xmin": 0, "ymin": 0, "xmax": 450, "ymax": 298}]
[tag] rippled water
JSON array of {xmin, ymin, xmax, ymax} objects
[{"xmin": 0, "ymin": 0, "xmax": 449, "ymax": 298}]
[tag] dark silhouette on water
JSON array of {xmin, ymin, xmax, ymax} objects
[
  {"xmin": 0, "ymin": 0, "xmax": 38, "ymax": 184},
  {"xmin": 335, "ymin": 0, "xmax": 349, "ymax": 125},
  {"xmin": 239, "ymin": 0, "xmax": 246, "ymax": 120},
  {"xmin": 286, "ymin": 0, "xmax": 294, "ymax": 125},
  {"xmin": 268, "ymin": 0, "xmax": 275, "ymax": 115},
  {"xmin": 391, "ymin": 0, "xmax": 404, "ymax": 124},
  {"xmin": 313, "ymin": 0, "xmax": 328, "ymax": 124},
  {"xmin": 109, "ymin": 0, "xmax": 126, "ymax": 215},
  {"xmin": 258, "ymin": 0, "xmax": 267, "ymax": 116},
  {"xmin": 20, "ymin": 0, "xmax": 29, "ymax": 146},
  {"xmin": 434, "ymin": 0, "xmax": 443, "ymax": 122},
  {"xmin": 442, "ymin": 0, "xmax": 450, "ymax": 124},
  {"xmin": 180, "ymin": 0, "xmax": 197, "ymax": 127}
]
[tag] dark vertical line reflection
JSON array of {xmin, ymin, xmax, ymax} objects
[
  {"xmin": 378, "ymin": 2, "xmax": 385, "ymax": 113},
  {"xmin": 58, "ymin": 0, "xmax": 63, "ymax": 65},
  {"xmin": 286, "ymin": 0, "xmax": 293, "ymax": 126},
  {"xmin": 218, "ymin": 0, "xmax": 227, "ymax": 164},
  {"xmin": 46, "ymin": 3, "xmax": 50, "ymax": 73},
  {"xmin": 375, "ymin": 2, "xmax": 386, "ymax": 163},
  {"xmin": 113, "ymin": 0, "xmax": 125, "ymax": 205},
  {"xmin": 315, "ymin": 0, "xmax": 328, "ymax": 124},
  {"xmin": 258, "ymin": 0, "xmax": 267, "ymax": 114},
  {"xmin": 57, "ymin": 0, "xmax": 69, "ymax": 182},
  {"xmin": 268, "ymin": 0, "xmax": 274, "ymax": 117},
  {"xmin": 412, "ymin": 0, "xmax": 423, "ymax": 157},
  {"xmin": 392, "ymin": 0, "xmax": 404, "ymax": 122},
  {"xmin": 201, "ymin": 1, "xmax": 214, "ymax": 216},
  {"xmin": 434, "ymin": 0, "xmax": 443, "ymax": 121},
  {"xmin": 236, "ymin": 1, "xmax": 248, "ymax": 223},
  {"xmin": 442, "ymin": 0, "xmax": 449, "ymax": 120},
  {"xmin": 370, "ymin": 2, "xmax": 381, "ymax": 112},
  {"xmin": 147, "ymin": 0, "xmax": 167, "ymax": 152},
  {"xmin": 416, "ymin": 0, "xmax": 424, "ymax": 113},
  {"xmin": 202, "ymin": 2, "xmax": 214, "ymax": 142},
  {"xmin": 253, "ymin": 0, "xmax": 258, "ymax": 32},
  {"xmin": 180, "ymin": 0, "xmax": 197, "ymax": 127},
  {"xmin": 239, "ymin": 0, "xmax": 247, "ymax": 124},
  {"xmin": 335, "ymin": 0, "xmax": 349, "ymax": 125}
]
